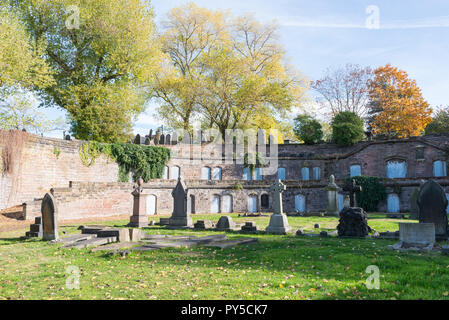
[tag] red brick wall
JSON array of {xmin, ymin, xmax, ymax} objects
[{"xmin": 0, "ymin": 131, "xmax": 119, "ymax": 211}]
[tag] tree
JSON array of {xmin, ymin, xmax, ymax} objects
[
  {"xmin": 312, "ymin": 64, "xmax": 373, "ymax": 119},
  {"xmin": 0, "ymin": 5, "xmax": 53, "ymax": 93},
  {"xmin": 11, "ymin": 0, "xmax": 160, "ymax": 142},
  {"xmin": 152, "ymin": 3, "xmax": 227, "ymax": 132},
  {"xmin": 153, "ymin": 4, "xmax": 308, "ymax": 137},
  {"xmin": 293, "ymin": 114, "xmax": 323, "ymax": 145},
  {"xmin": 425, "ymin": 107, "xmax": 449, "ymax": 135},
  {"xmin": 331, "ymin": 111, "xmax": 365, "ymax": 146},
  {"xmin": 367, "ymin": 64, "xmax": 433, "ymax": 138},
  {"xmin": 0, "ymin": 91, "xmax": 65, "ymax": 134}
]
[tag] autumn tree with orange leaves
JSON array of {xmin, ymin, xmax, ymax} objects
[{"xmin": 367, "ymin": 64, "xmax": 432, "ymax": 138}]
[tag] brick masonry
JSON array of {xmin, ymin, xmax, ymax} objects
[{"xmin": 1, "ymin": 130, "xmax": 449, "ymax": 220}]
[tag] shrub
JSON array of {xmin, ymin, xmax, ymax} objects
[
  {"xmin": 344, "ymin": 176, "xmax": 387, "ymax": 212},
  {"xmin": 332, "ymin": 111, "xmax": 365, "ymax": 146},
  {"xmin": 293, "ymin": 114, "xmax": 323, "ymax": 145}
]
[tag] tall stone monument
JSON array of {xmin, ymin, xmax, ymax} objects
[
  {"xmin": 129, "ymin": 177, "xmax": 149, "ymax": 228},
  {"xmin": 326, "ymin": 175, "xmax": 339, "ymax": 216},
  {"xmin": 168, "ymin": 177, "xmax": 193, "ymax": 228},
  {"xmin": 41, "ymin": 192, "xmax": 59, "ymax": 241},
  {"xmin": 417, "ymin": 180, "xmax": 448, "ymax": 239},
  {"xmin": 266, "ymin": 179, "xmax": 291, "ymax": 234}
]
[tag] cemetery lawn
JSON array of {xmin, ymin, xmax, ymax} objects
[{"xmin": 1, "ymin": 213, "xmax": 448, "ymax": 300}]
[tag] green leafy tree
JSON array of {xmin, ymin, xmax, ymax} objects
[
  {"xmin": 154, "ymin": 4, "xmax": 308, "ymax": 136},
  {"xmin": 0, "ymin": 91, "xmax": 65, "ymax": 134},
  {"xmin": 0, "ymin": 5, "xmax": 53, "ymax": 93},
  {"xmin": 331, "ymin": 111, "xmax": 365, "ymax": 146},
  {"xmin": 10, "ymin": 0, "xmax": 161, "ymax": 142},
  {"xmin": 293, "ymin": 114, "xmax": 323, "ymax": 145},
  {"xmin": 425, "ymin": 107, "xmax": 449, "ymax": 135}
]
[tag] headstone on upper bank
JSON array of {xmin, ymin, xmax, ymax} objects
[
  {"xmin": 41, "ymin": 193, "xmax": 59, "ymax": 241},
  {"xmin": 417, "ymin": 180, "xmax": 448, "ymax": 239}
]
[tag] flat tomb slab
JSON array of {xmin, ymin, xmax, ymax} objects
[
  {"xmin": 91, "ymin": 242, "xmax": 138, "ymax": 252},
  {"xmin": 205, "ymin": 238, "xmax": 259, "ymax": 249},
  {"xmin": 63, "ymin": 236, "xmax": 117, "ymax": 249},
  {"xmin": 59, "ymin": 234, "xmax": 97, "ymax": 245}
]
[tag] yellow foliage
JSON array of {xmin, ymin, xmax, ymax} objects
[{"xmin": 368, "ymin": 64, "xmax": 432, "ymax": 138}]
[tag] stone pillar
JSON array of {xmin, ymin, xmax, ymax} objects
[
  {"xmin": 326, "ymin": 175, "xmax": 339, "ymax": 216},
  {"xmin": 129, "ymin": 177, "xmax": 148, "ymax": 228},
  {"xmin": 266, "ymin": 179, "xmax": 291, "ymax": 234}
]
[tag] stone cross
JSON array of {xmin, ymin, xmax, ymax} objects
[
  {"xmin": 270, "ymin": 179, "xmax": 286, "ymax": 215},
  {"xmin": 266, "ymin": 179, "xmax": 291, "ymax": 234},
  {"xmin": 41, "ymin": 192, "xmax": 59, "ymax": 241},
  {"xmin": 342, "ymin": 179, "xmax": 362, "ymax": 207}
]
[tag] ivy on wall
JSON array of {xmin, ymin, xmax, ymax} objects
[
  {"xmin": 244, "ymin": 152, "xmax": 267, "ymax": 174},
  {"xmin": 344, "ymin": 176, "xmax": 387, "ymax": 212},
  {"xmin": 79, "ymin": 141, "xmax": 171, "ymax": 182}
]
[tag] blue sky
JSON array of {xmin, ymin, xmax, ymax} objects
[{"xmin": 45, "ymin": 0, "xmax": 449, "ymax": 138}]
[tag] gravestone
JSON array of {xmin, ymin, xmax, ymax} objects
[
  {"xmin": 241, "ymin": 221, "xmax": 258, "ymax": 232},
  {"xmin": 266, "ymin": 179, "xmax": 292, "ymax": 234},
  {"xmin": 389, "ymin": 223, "xmax": 436, "ymax": 251},
  {"xmin": 168, "ymin": 177, "xmax": 193, "ymax": 228},
  {"xmin": 409, "ymin": 187, "xmax": 420, "ymax": 220},
  {"xmin": 344, "ymin": 195, "xmax": 350, "ymax": 208},
  {"xmin": 326, "ymin": 175, "xmax": 339, "ymax": 216},
  {"xmin": 337, "ymin": 207, "xmax": 371, "ymax": 238},
  {"xmin": 400, "ymin": 223, "xmax": 435, "ymax": 246},
  {"xmin": 41, "ymin": 193, "xmax": 59, "ymax": 241},
  {"xmin": 342, "ymin": 179, "xmax": 362, "ymax": 207},
  {"xmin": 194, "ymin": 220, "xmax": 214, "ymax": 230},
  {"xmin": 216, "ymin": 216, "xmax": 238, "ymax": 231},
  {"xmin": 129, "ymin": 177, "xmax": 149, "ymax": 228},
  {"xmin": 417, "ymin": 180, "xmax": 448, "ymax": 238}
]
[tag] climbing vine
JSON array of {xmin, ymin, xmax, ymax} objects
[
  {"xmin": 344, "ymin": 176, "xmax": 387, "ymax": 212},
  {"xmin": 79, "ymin": 141, "xmax": 171, "ymax": 182},
  {"xmin": 244, "ymin": 152, "xmax": 267, "ymax": 174}
]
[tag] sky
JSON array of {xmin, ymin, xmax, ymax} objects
[{"xmin": 44, "ymin": 0, "xmax": 449, "ymax": 138}]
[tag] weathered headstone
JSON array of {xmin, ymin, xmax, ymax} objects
[
  {"xmin": 216, "ymin": 216, "xmax": 238, "ymax": 231},
  {"xmin": 337, "ymin": 207, "xmax": 371, "ymax": 238},
  {"xmin": 168, "ymin": 177, "xmax": 193, "ymax": 228},
  {"xmin": 344, "ymin": 195, "xmax": 350, "ymax": 208},
  {"xmin": 41, "ymin": 193, "xmax": 59, "ymax": 241},
  {"xmin": 241, "ymin": 221, "xmax": 258, "ymax": 232},
  {"xmin": 326, "ymin": 175, "xmax": 339, "ymax": 216},
  {"xmin": 266, "ymin": 179, "xmax": 291, "ymax": 234},
  {"xmin": 129, "ymin": 177, "xmax": 148, "ymax": 228},
  {"xmin": 417, "ymin": 180, "xmax": 448, "ymax": 238},
  {"xmin": 389, "ymin": 223, "xmax": 436, "ymax": 251},
  {"xmin": 409, "ymin": 187, "xmax": 420, "ymax": 220},
  {"xmin": 194, "ymin": 220, "xmax": 214, "ymax": 230}
]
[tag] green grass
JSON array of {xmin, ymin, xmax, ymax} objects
[{"xmin": 1, "ymin": 214, "xmax": 448, "ymax": 300}]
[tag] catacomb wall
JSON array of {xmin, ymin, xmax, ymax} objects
[{"xmin": 1, "ymin": 130, "xmax": 449, "ymax": 220}]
